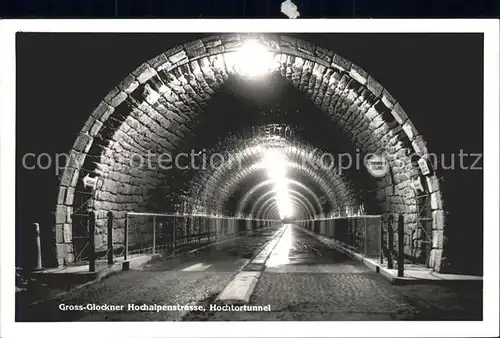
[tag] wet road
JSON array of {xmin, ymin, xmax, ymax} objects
[
  {"xmin": 188, "ymin": 224, "xmax": 482, "ymax": 321},
  {"xmin": 265, "ymin": 224, "xmax": 368, "ymax": 273},
  {"xmin": 17, "ymin": 223, "xmax": 482, "ymax": 321},
  {"xmin": 247, "ymin": 224, "xmax": 416, "ymax": 320}
]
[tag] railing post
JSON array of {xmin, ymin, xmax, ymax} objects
[
  {"xmin": 212, "ymin": 218, "xmax": 216, "ymax": 240},
  {"xmin": 88, "ymin": 211, "xmax": 96, "ymax": 273},
  {"xmin": 107, "ymin": 212, "xmax": 113, "ymax": 265},
  {"xmin": 380, "ymin": 219, "xmax": 384, "ymax": 264},
  {"xmin": 152, "ymin": 216, "xmax": 156, "ymax": 255},
  {"xmin": 172, "ymin": 216, "xmax": 176, "ymax": 252},
  {"xmin": 198, "ymin": 217, "xmax": 201, "ymax": 246},
  {"xmin": 409, "ymin": 228, "xmax": 414, "ymax": 263},
  {"xmin": 387, "ymin": 215, "xmax": 394, "ymax": 269},
  {"xmin": 364, "ymin": 217, "xmax": 368, "ymax": 257},
  {"xmin": 124, "ymin": 213, "xmax": 129, "ymax": 261},
  {"xmin": 215, "ymin": 218, "xmax": 218, "ymax": 242},
  {"xmin": 33, "ymin": 222, "xmax": 42, "ymax": 270},
  {"xmin": 397, "ymin": 214, "xmax": 405, "ymax": 277}
]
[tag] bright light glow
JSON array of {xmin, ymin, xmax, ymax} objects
[
  {"xmin": 261, "ymin": 149, "xmax": 294, "ymax": 219},
  {"xmin": 235, "ymin": 39, "xmax": 276, "ymax": 78}
]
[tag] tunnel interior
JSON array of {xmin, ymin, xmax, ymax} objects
[
  {"xmin": 169, "ymin": 74, "xmax": 378, "ymax": 218},
  {"xmin": 54, "ymin": 34, "xmax": 447, "ymax": 272}
]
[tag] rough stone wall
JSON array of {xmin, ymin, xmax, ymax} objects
[{"xmin": 54, "ymin": 34, "xmax": 446, "ymax": 271}]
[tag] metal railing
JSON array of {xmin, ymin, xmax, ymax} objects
[
  {"xmin": 296, "ymin": 214, "xmax": 409, "ymax": 277},
  {"xmin": 295, "ymin": 215, "xmax": 382, "ymax": 260},
  {"xmin": 77, "ymin": 211, "xmax": 280, "ymax": 271},
  {"xmin": 121, "ymin": 212, "xmax": 280, "ymax": 261},
  {"xmin": 382, "ymin": 214, "xmax": 408, "ymax": 277}
]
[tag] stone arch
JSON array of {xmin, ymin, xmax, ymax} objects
[
  {"xmin": 189, "ymin": 134, "xmax": 361, "ymax": 216},
  {"xmin": 235, "ymin": 179, "xmax": 324, "ymax": 216},
  {"xmin": 54, "ymin": 33, "xmax": 445, "ymax": 271}
]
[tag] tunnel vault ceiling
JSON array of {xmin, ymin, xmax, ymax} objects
[{"xmin": 54, "ymin": 33, "xmax": 446, "ymax": 271}]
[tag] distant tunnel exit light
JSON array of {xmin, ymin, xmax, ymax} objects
[{"xmin": 261, "ymin": 149, "xmax": 294, "ymax": 220}]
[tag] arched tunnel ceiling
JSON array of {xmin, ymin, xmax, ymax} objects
[
  {"xmin": 189, "ymin": 130, "xmax": 366, "ymax": 217},
  {"xmin": 55, "ymin": 33, "xmax": 446, "ymax": 269}
]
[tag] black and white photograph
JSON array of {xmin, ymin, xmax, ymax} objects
[{"xmin": 1, "ymin": 19, "xmax": 498, "ymax": 337}]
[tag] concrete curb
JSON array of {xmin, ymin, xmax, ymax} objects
[
  {"xmin": 294, "ymin": 225, "xmax": 482, "ymax": 286},
  {"xmin": 217, "ymin": 224, "xmax": 288, "ymax": 303},
  {"xmin": 241, "ymin": 224, "xmax": 289, "ymax": 271}
]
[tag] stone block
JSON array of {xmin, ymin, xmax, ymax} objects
[
  {"xmin": 297, "ymin": 38, "xmax": 315, "ymax": 55},
  {"xmin": 67, "ymin": 150, "xmax": 85, "ymax": 169},
  {"xmin": 402, "ymin": 120, "xmax": 417, "ymax": 141},
  {"xmin": 132, "ymin": 63, "xmax": 157, "ymax": 84},
  {"xmin": 412, "ymin": 135, "xmax": 428, "ymax": 156},
  {"xmin": 184, "ymin": 39, "xmax": 207, "ymax": 59},
  {"xmin": 65, "ymin": 187, "xmax": 75, "ymax": 205},
  {"xmin": 57, "ymin": 187, "xmax": 66, "ymax": 204},
  {"xmin": 66, "ymin": 253, "xmax": 75, "ymax": 264},
  {"xmin": 103, "ymin": 87, "xmax": 128, "ymax": 107},
  {"xmin": 315, "ymin": 46, "xmax": 334, "ymax": 64},
  {"xmin": 89, "ymin": 120, "xmax": 103, "ymax": 137},
  {"xmin": 391, "ymin": 102, "xmax": 408, "ymax": 125},
  {"xmin": 332, "ymin": 54, "xmax": 352, "ymax": 72},
  {"xmin": 147, "ymin": 53, "xmax": 171, "ymax": 70},
  {"xmin": 55, "ymin": 224, "xmax": 64, "ymax": 243},
  {"xmin": 367, "ymin": 75, "xmax": 383, "ymax": 98},
  {"xmin": 70, "ymin": 169, "xmax": 80, "ymax": 187},
  {"xmin": 66, "ymin": 207, "xmax": 73, "ymax": 223},
  {"xmin": 72, "ymin": 133, "xmax": 93, "ymax": 152},
  {"xmin": 103, "ymin": 87, "xmax": 120, "ymax": 104},
  {"xmin": 95, "ymin": 234, "xmax": 104, "ymax": 250},
  {"xmin": 429, "ymin": 248, "xmax": 443, "ymax": 271},
  {"xmin": 432, "ymin": 210, "xmax": 445, "ymax": 230},
  {"xmin": 365, "ymin": 106, "xmax": 379, "ymax": 121},
  {"xmin": 60, "ymin": 168, "xmax": 74, "ymax": 187},
  {"xmin": 118, "ymin": 74, "xmax": 139, "ymax": 94},
  {"xmin": 405, "ymin": 213, "xmax": 417, "ymax": 223},
  {"xmin": 63, "ymin": 223, "xmax": 72, "ymax": 243},
  {"xmin": 426, "ymin": 175, "xmax": 440, "ymax": 193},
  {"xmin": 381, "ymin": 89, "xmax": 396, "ymax": 109},
  {"xmin": 430, "ymin": 191, "xmax": 443, "ymax": 210},
  {"xmin": 91, "ymin": 102, "xmax": 114, "ymax": 122},
  {"xmin": 168, "ymin": 48, "xmax": 188, "ymax": 65},
  {"xmin": 349, "ymin": 64, "xmax": 367, "ymax": 84},
  {"xmin": 56, "ymin": 243, "xmax": 68, "ymax": 266},
  {"xmin": 55, "ymin": 205, "xmax": 67, "ymax": 224},
  {"xmin": 81, "ymin": 117, "xmax": 95, "ymax": 134},
  {"xmin": 369, "ymin": 115, "xmax": 384, "ymax": 130},
  {"xmin": 202, "ymin": 35, "xmax": 222, "ymax": 48},
  {"xmin": 432, "ymin": 230, "xmax": 444, "ymax": 249}
]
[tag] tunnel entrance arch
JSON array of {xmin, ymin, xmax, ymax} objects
[{"xmin": 54, "ymin": 34, "xmax": 446, "ymax": 271}]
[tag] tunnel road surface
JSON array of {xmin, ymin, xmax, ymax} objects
[{"xmin": 17, "ymin": 224, "xmax": 482, "ymax": 321}]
